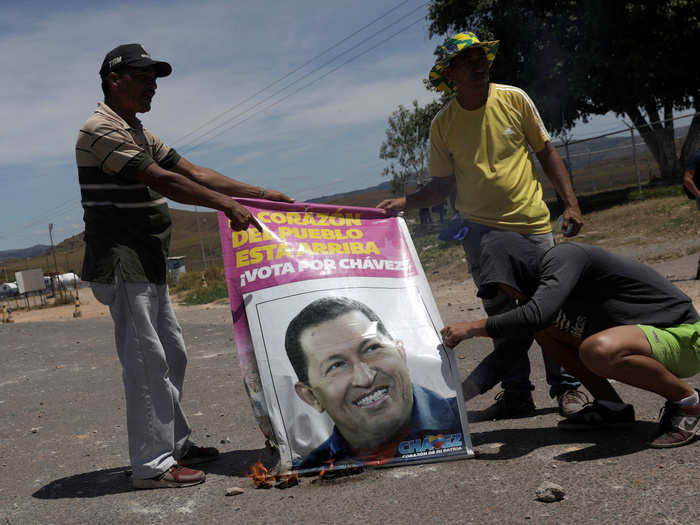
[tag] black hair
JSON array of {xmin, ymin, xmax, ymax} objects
[{"xmin": 284, "ymin": 296, "xmax": 392, "ymax": 384}]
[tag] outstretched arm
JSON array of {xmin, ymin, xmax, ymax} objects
[
  {"xmin": 138, "ymin": 162, "xmax": 263, "ymax": 231},
  {"xmin": 172, "ymin": 157, "xmax": 294, "ymax": 203},
  {"xmin": 536, "ymin": 142, "xmax": 583, "ymax": 237},
  {"xmin": 377, "ymin": 176, "xmax": 455, "ymax": 211},
  {"xmin": 441, "ymin": 319, "xmax": 487, "ymax": 348},
  {"xmin": 443, "ymin": 244, "xmax": 590, "ymax": 346}
]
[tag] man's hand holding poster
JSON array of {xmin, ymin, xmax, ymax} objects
[{"xmin": 218, "ymin": 199, "xmax": 473, "ymax": 475}]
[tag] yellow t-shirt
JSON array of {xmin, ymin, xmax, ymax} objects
[{"xmin": 430, "ymin": 83, "xmax": 552, "ymax": 234}]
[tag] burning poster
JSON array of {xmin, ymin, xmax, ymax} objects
[{"xmin": 219, "ymin": 199, "xmax": 473, "ymax": 475}]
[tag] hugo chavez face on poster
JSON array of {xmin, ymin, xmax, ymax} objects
[{"xmin": 285, "ymin": 296, "xmax": 464, "ymax": 471}]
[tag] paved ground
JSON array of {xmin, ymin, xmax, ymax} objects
[{"xmin": 1, "ymin": 258, "xmax": 699, "ymax": 524}]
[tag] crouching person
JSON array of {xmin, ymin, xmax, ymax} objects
[{"xmin": 441, "ymin": 231, "xmax": 700, "ymax": 448}]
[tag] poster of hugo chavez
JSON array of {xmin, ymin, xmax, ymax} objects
[{"xmin": 218, "ymin": 199, "xmax": 473, "ymax": 475}]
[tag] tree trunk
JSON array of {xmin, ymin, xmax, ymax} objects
[{"xmin": 625, "ymin": 105, "xmax": 681, "ymax": 181}]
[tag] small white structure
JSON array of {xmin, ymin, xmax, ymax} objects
[
  {"xmin": 15, "ymin": 269, "xmax": 44, "ymax": 294},
  {"xmin": 58, "ymin": 272, "xmax": 82, "ymax": 289}
]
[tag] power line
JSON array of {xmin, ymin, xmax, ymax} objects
[
  {"xmin": 182, "ymin": 14, "xmax": 428, "ymax": 154},
  {"xmin": 17, "ymin": 199, "xmax": 82, "ymax": 230},
  {"xmin": 171, "ymin": 0, "xmax": 416, "ymax": 148},
  {"xmin": 0, "ymin": 198, "xmax": 82, "ymax": 243},
  {"xmin": 177, "ymin": 3, "xmax": 430, "ymax": 153}
]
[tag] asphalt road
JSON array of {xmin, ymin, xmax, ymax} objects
[{"xmin": 1, "ymin": 298, "xmax": 699, "ymax": 524}]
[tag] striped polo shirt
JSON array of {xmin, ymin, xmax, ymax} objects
[{"xmin": 75, "ymin": 102, "xmax": 181, "ymax": 284}]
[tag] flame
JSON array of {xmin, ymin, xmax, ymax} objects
[
  {"xmin": 315, "ymin": 458, "xmax": 336, "ymax": 481},
  {"xmin": 311, "ymin": 458, "xmax": 366, "ymax": 482},
  {"xmin": 286, "ymin": 472, "xmax": 299, "ymax": 484},
  {"xmin": 246, "ymin": 458, "xmax": 272, "ymax": 488},
  {"xmin": 246, "ymin": 458, "xmax": 300, "ymax": 489},
  {"xmin": 275, "ymin": 472, "xmax": 299, "ymax": 489}
]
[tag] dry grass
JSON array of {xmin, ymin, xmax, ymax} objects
[
  {"xmin": 580, "ymin": 195, "xmax": 700, "ymax": 243},
  {"xmin": 415, "ymin": 191, "xmax": 700, "ymax": 276}
]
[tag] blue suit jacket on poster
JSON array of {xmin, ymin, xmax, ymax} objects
[{"xmin": 294, "ymin": 384, "xmax": 462, "ymax": 471}]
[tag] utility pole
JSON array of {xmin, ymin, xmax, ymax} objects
[
  {"xmin": 622, "ymin": 120, "xmax": 641, "ymax": 192},
  {"xmin": 48, "ymin": 224, "xmax": 59, "ymax": 274},
  {"xmin": 194, "ymin": 206, "xmax": 208, "ymax": 270},
  {"xmin": 48, "ymin": 223, "xmax": 60, "ymax": 297}
]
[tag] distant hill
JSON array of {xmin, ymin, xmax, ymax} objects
[
  {"xmin": 1, "ymin": 209, "xmax": 223, "ymax": 277},
  {"xmin": 309, "ymin": 180, "xmax": 394, "ymax": 204},
  {"xmin": 0, "ymin": 244, "xmax": 50, "ymax": 262}
]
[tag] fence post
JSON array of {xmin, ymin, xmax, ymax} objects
[
  {"xmin": 194, "ymin": 205, "xmax": 208, "ymax": 270},
  {"xmin": 622, "ymin": 120, "xmax": 642, "ymax": 192},
  {"xmin": 631, "ymin": 127, "xmax": 641, "ymax": 192}
]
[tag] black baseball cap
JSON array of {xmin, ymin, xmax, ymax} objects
[{"xmin": 99, "ymin": 43, "xmax": 172, "ymax": 78}]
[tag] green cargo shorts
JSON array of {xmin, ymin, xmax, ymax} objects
[{"xmin": 638, "ymin": 320, "xmax": 700, "ymax": 378}]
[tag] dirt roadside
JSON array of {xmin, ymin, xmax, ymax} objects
[{"xmin": 4, "ymin": 289, "xmax": 228, "ymax": 323}]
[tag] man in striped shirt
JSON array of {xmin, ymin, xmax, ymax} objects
[
  {"xmin": 378, "ymin": 32, "xmax": 585, "ymax": 420},
  {"xmin": 76, "ymin": 43, "xmax": 293, "ymax": 489}
]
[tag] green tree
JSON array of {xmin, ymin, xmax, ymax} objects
[
  {"xmin": 427, "ymin": 0, "xmax": 700, "ymax": 180},
  {"xmin": 379, "ymin": 99, "xmax": 444, "ymax": 194}
]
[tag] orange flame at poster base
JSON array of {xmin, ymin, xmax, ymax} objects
[
  {"xmin": 246, "ymin": 458, "xmax": 299, "ymax": 489},
  {"xmin": 313, "ymin": 458, "xmax": 336, "ymax": 482}
]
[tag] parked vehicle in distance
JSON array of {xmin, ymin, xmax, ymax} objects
[{"xmin": 0, "ymin": 282, "xmax": 19, "ymax": 298}]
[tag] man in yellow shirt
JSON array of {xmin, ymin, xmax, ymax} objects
[{"xmin": 378, "ymin": 32, "xmax": 586, "ymax": 419}]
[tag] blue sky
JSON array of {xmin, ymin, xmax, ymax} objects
[{"xmin": 0, "ymin": 0, "xmax": 686, "ymax": 251}]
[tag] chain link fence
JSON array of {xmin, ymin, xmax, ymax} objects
[{"xmin": 540, "ymin": 113, "xmax": 697, "ymax": 201}]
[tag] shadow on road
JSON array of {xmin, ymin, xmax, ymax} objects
[
  {"xmin": 467, "ymin": 406, "xmax": 559, "ymax": 423},
  {"xmin": 32, "ymin": 466, "xmax": 132, "ymax": 499},
  {"xmin": 32, "ymin": 447, "xmax": 271, "ymax": 499},
  {"xmin": 200, "ymin": 447, "xmax": 276, "ymax": 477},
  {"xmin": 469, "ymin": 421, "xmax": 659, "ymax": 461}
]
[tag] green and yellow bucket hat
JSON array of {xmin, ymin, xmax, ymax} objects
[{"xmin": 428, "ymin": 32, "xmax": 499, "ymax": 93}]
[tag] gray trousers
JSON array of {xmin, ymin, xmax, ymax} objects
[
  {"xmin": 460, "ymin": 221, "xmax": 580, "ymax": 397},
  {"xmin": 92, "ymin": 269, "xmax": 192, "ymax": 479}
]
